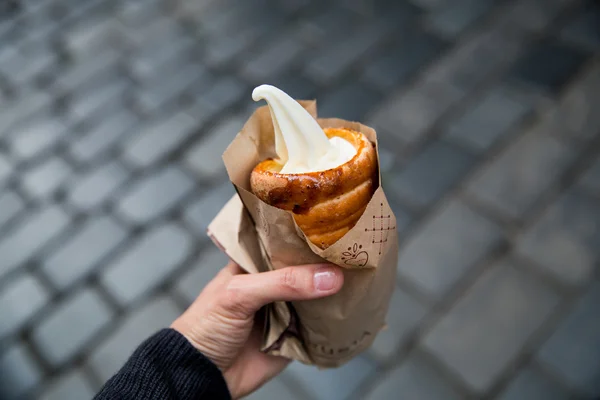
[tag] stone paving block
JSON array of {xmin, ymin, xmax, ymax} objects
[
  {"xmin": 365, "ymin": 352, "xmax": 461, "ymax": 400},
  {"xmin": 0, "ymin": 91, "xmax": 51, "ymax": 132},
  {"xmin": 52, "ymin": 47, "xmax": 119, "ymax": 93},
  {"xmin": 397, "ymin": 199, "xmax": 503, "ymax": 298},
  {"xmin": 241, "ymin": 30, "xmax": 305, "ymax": 82},
  {"xmin": 8, "ymin": 117, "xmax": 67, "ymax": 161},
  {"xmin": 0, "ymin": 273, "xmax": 49, "ymax": 339},
  {"xmin": 560, "ymin": 1, "xmax": 600, "ymax": 51},
  {"xmin": 426, "ymin": 0, "xmax": 496, "ymax": 38},
  {"xmin": 173, "ymin": 246, "xmax": 229, "ymax": 305},
  {"xmin": 389, "ymin": 140, "xmax": 475, "ymax": 208},
  {"xmin": 507, "ymin": 38, "xmax": 590, "ymax": 94},
  {"xmin": 192, "ymin": 77, "xmax": 246, "ymax": 117},
  {"xmin": 32, "ymin": 288, "xmax": 113, "ymax": 367},
  {"xmin": 538, "ymin": 282, "xmax": 600, "ymax": 397},
  {"xmin": 286, "ymin": 355, "xmax": 377, "ymax": 400},
  {"xmin": 184, "ymin": 183, "xmax": 236, "ymax": 236},
  {"xmin": 363, "ymin": 29, "xmax": 446, "ymax": 90},
  {"xmin": 21, "ymin": 157, "xmax": 72, "ymax": 199},
  {"xmin": 117, "ymin": 166, "xmax": 195, "ymax": 224},
  {"xmin": 516, "ymin": 188, "xmax": 600, "ymax": 285},
  {"xmin": 579, "ymin": 155, "xmax": 600, "ymax": 195},
  {"xmin": 262, "ymin": 73, "xmax": 318, "ymax": 101},
  {"xmin": 370, "ymin": 80, "xmax": 463, "ymax": 145},
  {"xmin": 368, "ymin": 287, "xmax": 428, "ymax": 362},
  {"xmin": 423, "ymin": 260, "xmax": 559, "ymax": 393},
  {"xmin": 535, "ymin": 61, "xmax": 600, "ymax": 144},
  {"xmin": 0, "ymin": 41, "xmax": 55, "ymax": 85},
  {"xmin": 123, "ymin": 112, "xmax": 197, "ymax": 168},
  {"xmin": 68, "ymin": 79, "xmax": 129, "ymax": 124},
  {"xmin": 444, "ymin": 86, "xmax": 531, "ymax": 152},
  {"xmin": 101, "ymin": 223, "xmax": 193, "ymax": 306},
  {"xmin": 68, "ymin": 160, "xmax": 130, "ymax": 211},
  {"xmin": 0, "ymin": 190, "xmax": 24, "ymax": 230},
  {"xmin": 184, "ymin": 116, "xmax": 244, "ymax": 180},
  {"xmin": 244, "ymin": 376, "xmax": 304, "ymax": 400},
  {"xmin": 204, "ymin": 28, "xmax": 259, "ymax": 68},
  {"xmin": 135, "ymin": 62, "xmax": 206, "ymax": 114},
  {"xmin": 465, "ymin": 127, "xmax": 575, "ymax": 220},
  {"xmin": 69, "ymin": 109, "xmax": 138, "ymax": 163},
  {"xmin": 0, "ymin": 343, "xmax": 42, "ymax": 399},
  {"xmin": 0, "ymin": 153, "xmax": 10, "ymax": 186},
  {"xmin": 506, "ymin": 0, "xmax": 576, "ymax": 33},
  {"xmin": 128, "ymin": 34, "xmax": 195, "ymax": 84},
  {"xmin": 88, "ymin": 295, "xmax": 181, "ymax": 382},
  {"xmin": 0, "ymin": 206, "xmax": 70, "ymax": 280},
  {"xmin": 42, "ymin": 216, "xmax": 128, "ymax": 290},
  {"xmin": 318, "ymin": 81, "xmax": 383, "ymax": 122},
  {"xmin": 305, "ymin": 24, "xmax": 391, "ymax": 84},
  {"xmin": 498, "ymin": 366, "xmax": 572, "ymax": 400},
  {"xmin": 61, "ymin": 14, "xmax": 116, "ymax": 58},
  {"xmin": 39, "ymin": 369, "xmax": 95, "ymax": 400}
]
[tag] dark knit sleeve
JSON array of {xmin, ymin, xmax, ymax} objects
[{"xmin": 94, "ymin": 328, "xmax": 231, "ymax": 400}]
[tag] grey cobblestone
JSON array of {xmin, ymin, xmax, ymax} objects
[
  {"xmin": 0, "ymin": 153, "xmax": 11, "ymax": 186},
  {"xmin": 362, "ymin": 29, "xmax": 446, "ymax": 90},
  {"xmin": 397, "ymin": 199, "xmax": 503, "ymax": 298},
  {"xmin": 122, "ymin": 112, "xmax": 197, "ymax": 169},
  {"xmin": 21, "ymin": 157, "xmax": 72, "ymax": 199},
  {"xmin": 444, "ymin": 86, "xmax": 532, "ymax": 152},
  {"xmin": 68, "ymin": 160, "xmax": 130, "ymax": 211},
  {"xmin": 184, "ymin": 182, "xmax": 236, "ymax": 236},
  {"xmin": 52, "ymin": 47, "xmax": 119, "ymax": 94},
  {"xmin": 0, "ymin": 206, "xmax": 70, "ymax": 280},
  {"xmin": 183, "ymin": 116, "xmax": 244, "ymax": 180},
  {"xmin": 0, "ymin": 343, "xmax": 42, "ymax": 399},
  {"xmin": 0, "ymin": 273, "xmax": 49, "ymax": 339},
  {"xmin": 423, "ymin": 259, "xmax": 559, "ymax": 393},
  {"xmin": 0, "ymin": 190, "xmax": 23, "ymax": 230},
  {"xmin": 244, "ymin": 376, "xmax": 304, "ymax": 400},
  {"xmin": 365, "ymin": 352, "xmax": 461, "ymax": 400},
  {"xmin": 88, "ymin": 295, "xmax": 181, "ymax": 382},
  {"xmin": 173, "ymin": 246, "xmax": 229, "ymax": 305},
  {"xmin": 100, "ymin": 223, "xmax": 192, "ymax": 306},
  {"xmin": 389, "ymin": 140, "xmax": 475, "ymax": 208},
  {"xmin": 69, "ymin": 109, "xmax": 138, "ymax": 163},
  {"xmin": 67, "ymin": 79, "xmax": 129, "ymax": 124},
  {"xmin": 465, "ymin": 127, "xmax": 576, "ymax": 220},
  {"xmin": 8, "ymin": 118, "xmax": 67, "ymax": 161},
  {"xmin": 318, "ymin": 81, "xmax": 383, "ymax": 122},
  {"xmin": 32, "ymin": 288, "xmax": 113, "ymax": 367},
  {"xmin": 426, "ymin": 0, "xmax": 496, "ymax": 38},
  {"xmin": 286, "ymin": 354, "xmax": 376, "ymax": 400},
  {"xmin": 537, "ymin": 282, "xmax": 600, "ymax": 397},
  {"xmin": 42, "ymin": 216, "xmax": 128, "ymax": 290},
  {"xmin": 508, "ymin": 38, "xmax": 590, "ymax": 94},
  {"xmin": 560, "ymin": 2, "xmax": 600, "ymax": 51},
  {"xmin": 117, "ymin": 166, "xmax": 195, "ymax": 224},
  {"xmin": 191, "ymin": 77, "xmax": 246, "ymax": 117},
  {"xmin": 39, "ymin": 370, "xmax": 95, "ymax": 400},
  {"xmin": 368, "ymin": 287, "xmax": 428, "ymax": 362},
  {"xmin": 516, "ymin": 187, "xmax": 600, "ymax": 285},
  {"xmin": 0, "ymin": 91, "xmax": 51, "ymax": 132},
  {"xmin": 579, "ymin": 155, "xmax": 600, "ymax": 195},
  {"xmin": 498, "ymin": 366, "xmax": 572, "ymax": 400},
  {"xmin": 61, "ymin": 14, "xmax": 116, "ymax": 58}
]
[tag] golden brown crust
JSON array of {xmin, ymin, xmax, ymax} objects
[{"xmin": 250, "ymin": 128, "xmax": 377, "ymax": 249}]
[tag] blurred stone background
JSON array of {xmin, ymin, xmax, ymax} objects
[{"xmin": 0, "ymin": 0, "xmax": 599, "ymax": 398}]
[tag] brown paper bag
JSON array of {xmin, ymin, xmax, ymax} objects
[{"xmin": 207, "ymin": 100, "xmax": 398, "ymax": 368}]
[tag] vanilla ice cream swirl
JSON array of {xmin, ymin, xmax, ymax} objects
[{"xmin": 252, "ymin": 85, "xmax": 357, "ymax": 174}]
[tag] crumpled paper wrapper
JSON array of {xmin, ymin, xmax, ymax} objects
[{"xmin": 207, "ymin": 100, "xmax": 398, "ymax": 368}]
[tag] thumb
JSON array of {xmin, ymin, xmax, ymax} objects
[{"xmin": 222, "ymin": 264, "xmax": 343, "ymax": 317}]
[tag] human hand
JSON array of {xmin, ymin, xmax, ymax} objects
[{"xmin": 171, "ymin": 261, "xmax": 344, "ymax": 399}]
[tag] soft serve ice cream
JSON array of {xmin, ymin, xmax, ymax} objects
[{"xmin": 252, "ymin": 84, "xmax": 356, "ymax": 174}]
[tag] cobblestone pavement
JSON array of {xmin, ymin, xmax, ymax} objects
[{"xmin": 0, "ymin": 0, "xmax": 599, "ymax": 399}]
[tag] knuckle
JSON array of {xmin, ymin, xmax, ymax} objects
[{"xmin": 279, "ymin": 268, "xmax": 299, "ymax": 292}]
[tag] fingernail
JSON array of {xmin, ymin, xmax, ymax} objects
[{"xmin": 314, "ymin": 267, "xmax": 337, "ymax": 292}]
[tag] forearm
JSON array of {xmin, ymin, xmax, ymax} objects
[{"xmin": 94, "ymin": 329, "xmax": 231, "ymax": 400}]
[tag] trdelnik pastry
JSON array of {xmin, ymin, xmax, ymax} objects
[
  {"xmin": 207, "ymin": 85, "xmax": 398, "ymax": 368},
  {"xmin": 250, "ymin": 85, "xmax": 378, "ymax": 249}
]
